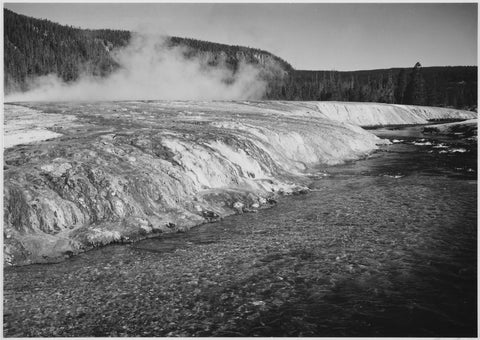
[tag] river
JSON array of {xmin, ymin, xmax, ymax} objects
[{"xmin": 4, "ymin": 124, "xmax": 477, "ymax": 337}]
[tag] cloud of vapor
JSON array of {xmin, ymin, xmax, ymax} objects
[{"xmin": 5, "ymin": 33, "xmax": 268, "ymax": 102}]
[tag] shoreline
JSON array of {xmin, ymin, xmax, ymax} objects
[
  {"xmin": 5, "ymin": 187, "xmax": 299, "ymax": 267},
  {"xmin": 4, "ymin": 101, "xmax": 476, "ymax": 266},
  {"xmin": 4, "ymin": 130, "xmax": 476, "ymax": 336}
]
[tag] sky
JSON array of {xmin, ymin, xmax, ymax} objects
[{"xmin": 4, "ymin": 2, "xmax": 478, "ymax": 71}]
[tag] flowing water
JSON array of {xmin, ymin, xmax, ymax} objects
[{"xmin": 4, "ymin": 125, "xmax": 477, "ymax": 337}]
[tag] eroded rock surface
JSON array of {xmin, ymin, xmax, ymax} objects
[
  {"xmin": 3, "ymin": 101, "xmax": 476, "ymax": 265},
  {"xmin": 423, "ymin": 118, "xmax": 478, "ymax": 139}
]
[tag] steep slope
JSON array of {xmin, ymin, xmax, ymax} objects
[
  {"xmin": 4, "ymin": 101, "xmax": 476, "ymax": 266},
  {"xmin": 4, "ymin": 9, "xmax": 130, "ymax": 92},
  {"xmin": 4, "ymin": 8, "xmax": 290, "ymax": 95}
]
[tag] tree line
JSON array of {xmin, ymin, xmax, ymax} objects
[
  {"xmin": 4, "ymin": 8, "xmax": 477, "ymax": 110},
  {"xmin": 266, "ymin": 63, "xmax": 477, "ymax": 110}
]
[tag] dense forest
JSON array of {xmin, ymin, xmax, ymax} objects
[
  {"xmin": 4, "ymin": 8, "xmax": 477, "ymax": 109},
  {"xmin": 4, "ymin": 9, "xmax": 290, "ymax": 94},
  {"xmin": 272, "ymin": 63, "xmax": 477, "ymax": 109},
  {"xmin": 4, "ymin": 9, "xmax": 130, "ymax": 91}
]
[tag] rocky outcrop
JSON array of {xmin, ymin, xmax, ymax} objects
[
  {"xmin": 423, "ymin": 119, "xmax": 478, "ymax": 138},
  {"xmin": 3, "ymin": 101, "xmax": 476, "ymax": 265}
]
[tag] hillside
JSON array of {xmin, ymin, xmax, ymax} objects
[
  {"xmin": 4, "ymin": 8, "xmax": 478, "ymax": 109},
  {"xmin": 4, "ymin": 8, "xmax": 290, "ymax": 96}
]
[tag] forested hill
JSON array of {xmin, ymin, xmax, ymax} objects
[
  {"xmin": 4, "ymin": 8, "xmax": 291, "ymax": 93},
  {"xmin": 4, "ymin": 8, "xmax": 477, "ymax": 109}
]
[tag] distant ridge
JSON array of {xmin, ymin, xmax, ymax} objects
[{"xmin": 4, "ymin": 8, "xmax": 477, "ymax": 109}]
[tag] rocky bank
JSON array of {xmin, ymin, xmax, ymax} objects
[{"xmin": 3, "ymin": 101, "xmax": 476, "ymax": 265}]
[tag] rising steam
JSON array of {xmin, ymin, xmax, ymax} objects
[{"xmin": 5, "ymin": 34, "xmax": 269, "ymax": 102}]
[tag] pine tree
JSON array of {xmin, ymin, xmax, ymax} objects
[
  {"xmin": 394, "ymin": 69, "xmax": 408, "ymax": 104},
  {"xmin": 405, "ymin": 62, "xmax": 427, "ymax": 105}
]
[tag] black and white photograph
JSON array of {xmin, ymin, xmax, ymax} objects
[{"xmin": 3, "ymin": 1, "xmax": 478, "ymax": 337}]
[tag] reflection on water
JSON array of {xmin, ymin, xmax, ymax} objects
[{"xmin": 4, "ymin": 125, "xmax": 477, "ymax": 337}]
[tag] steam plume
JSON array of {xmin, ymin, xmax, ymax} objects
[{"xmin": 5, "ymin": 34, "xmax": 268, "ymax": 102}]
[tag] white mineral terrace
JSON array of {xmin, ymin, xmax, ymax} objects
[
  {"xmin": 3, "ymin": 101, "xmax": 476, "ymax": 265},
  {"xmin": 4, "ymin": 104, "xmax": 77, "ymax": 148}
]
